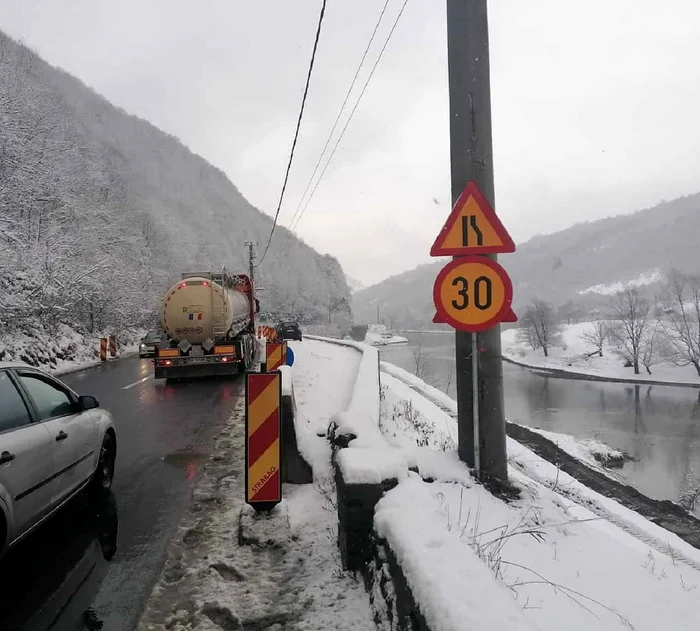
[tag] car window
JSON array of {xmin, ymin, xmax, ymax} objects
[
  {"xmin": 18, "ymin": 373, "xmax": 75, "ymax": 421},
  {"xmin": 145, "ymin": 331, "xmax": 161, "ymax": 340},
  {"xmin": 0, "ymin": 371, "xmax": 32, "ymax": 433}
]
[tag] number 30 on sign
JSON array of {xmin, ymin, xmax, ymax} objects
[{"xmin": 433, "ymin": 257, "xmax": 514, "ymax": 332}]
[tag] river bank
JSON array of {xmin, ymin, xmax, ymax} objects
[{"xmin": 503, "ymin": 355, "xmax": 700, "ymax": 389}]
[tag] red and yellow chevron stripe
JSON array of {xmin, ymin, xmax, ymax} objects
[
  {"xmin": 256, "ymin": 325, "xmax": 279, "ymax": 343},
  {"xmin": 266, "ymin": 342, "xmax": 283, "ymax": 371},
  {"xmin": 245, "ymin": 372, "xmax": 282, "ymax": 508}
]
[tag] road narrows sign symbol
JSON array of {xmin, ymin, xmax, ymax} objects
[
  {"xmin": 245, "ymin": 372, "xmax": 282, "ymax": 511},
  {"xmin": 430, "ymin": 181, "xmax": 515, "ymax": 256},
  {"xmin": 433, "ymin": 257, "xmax": 514, "ymax": 332}
]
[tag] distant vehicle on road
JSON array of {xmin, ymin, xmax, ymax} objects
[
  {"xmin": 153, "ymin": 268, "xmax": 260, "ymax": 380},
  {"xmin": 276, "ymin": 321, "xmax": 302, "ymax": 342},
  {"xmin": 0, "ymin": 363, "xmax": 116, "ymax": 556},
  {"xmin": 139, "ymin": 330, "xmax": 163, "ymax": 358}
]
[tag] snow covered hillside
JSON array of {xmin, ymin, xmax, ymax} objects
[
  {"xmin": 346, "ymin": 275, "xmax": 366, "ymax": 293},
  {"xmin": 502, "ymin": 321, "xmax": 700, "ymax": 385},
  {"xmin": 353, "ymin": 193, "xmax": 700, "ymax": 330},
  {"xmin": 0, "ymin": 31, "xmax": 350, "ymax": 361}
]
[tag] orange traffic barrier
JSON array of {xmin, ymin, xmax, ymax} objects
[
  {"xmin": 108, "ymin": 335, "xmax": 117, "ymax": 358},
  {"xmin": 99, "ymin": 338, "xmax": 108, "ymax": 362}
]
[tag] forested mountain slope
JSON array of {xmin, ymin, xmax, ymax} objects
[
  {"xmin": 353, "ymin": 193, "xmax": 700, "ymax": 329},
  {"xmin": 0, "ymin": 31, "xmax": 350, "ymax": 350}
]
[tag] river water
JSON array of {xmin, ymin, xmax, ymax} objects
[{"xmin": 379, "ymin": 331, "xmax": 700, "ymax": 516}]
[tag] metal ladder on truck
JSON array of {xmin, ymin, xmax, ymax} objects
[{"xmin": 210, "ymin": 266, "xmax": 228, "ymax": 339}]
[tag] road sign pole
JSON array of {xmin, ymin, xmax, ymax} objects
[
  {"xmin": 446, "ymin": 0, "xmax": 508, "ymax": 481},
  {"xmin": 471, "ymin": 331, "xmax": 480, "ymax": 478}
]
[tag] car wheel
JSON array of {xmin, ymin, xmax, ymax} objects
[{"xmin": 91, "ymin": 433, "xmax": 116, "ymax": 496}]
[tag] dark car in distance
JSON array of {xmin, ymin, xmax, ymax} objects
[
  {"xmin": 276, "ymin": 321, "xmax": 302, "ymax": 342},
  {"xmin": 138, "ymin": 330, "xmax": 163, "ymax": 358}
]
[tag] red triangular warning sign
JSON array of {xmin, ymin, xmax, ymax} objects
[{"xmin": 430, "ymin": 181, "xmax": 515, "ymax": 257}]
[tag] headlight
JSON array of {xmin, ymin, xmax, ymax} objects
[{"xmin": 140, "ymin": 343, "xmax": 147, "ymax": 349}]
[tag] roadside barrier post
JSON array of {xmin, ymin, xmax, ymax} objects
[{"xmin": 245, "ymin": 371, "xmax": 283, "ymax": 512}]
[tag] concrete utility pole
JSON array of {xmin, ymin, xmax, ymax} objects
[
  {"xmin": 244, "ymin": 241, "xmax": 258, "ymax": 287},
  {"xmin": 446, "ymin": 0, "xmax": 508, "ymax": 480}
]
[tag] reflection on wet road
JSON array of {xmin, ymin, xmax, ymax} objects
[{"xmin": 0, "ymin": 357, "xmax": 243, "ymax": 631}]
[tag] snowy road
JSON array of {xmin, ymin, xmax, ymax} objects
[{"xmin": 0, "ymin": 356, "xmax": 244, "ymax": 630}]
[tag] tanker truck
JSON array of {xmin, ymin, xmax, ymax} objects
[{"xmin": 153, "ymin": 269, "xmax": 260, "ymax": 380}]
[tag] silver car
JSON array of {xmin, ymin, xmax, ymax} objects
[{"xmin": 0, "ymin": 362, "xmax": 116, "ymax": 555}]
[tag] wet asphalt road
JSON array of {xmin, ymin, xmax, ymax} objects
[{"xmin": 0, "ymin": 357, "xmax": 243, "ymax": 631}]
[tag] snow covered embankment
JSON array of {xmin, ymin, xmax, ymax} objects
[
  {"xmin": 372, "ymin": 360, "xmax": 700, "ymax": 631},
  {"xmin": 308, "ymin": 337, "xmax": 535, "ymax": 630},
  {"xmin": 502, "ymin": 321, "xmax": 700, "ymax": 387},
  {"xmin": 0, "ymin": 323, "xmax": 144, "ymax": 375}
]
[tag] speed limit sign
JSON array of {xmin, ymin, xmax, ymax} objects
[{"xmin": 433, "ymin": 256, "xmax": 514, "ymax": 332}]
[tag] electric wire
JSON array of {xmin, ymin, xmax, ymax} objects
[
  {"xmin": 257, "ymin": 0, "xmax": 328, "ymax": 267},
  {"xmin": 289, "ymin": 0, "xmax": 410, "ymax": 233},
  {"xmin": 286, "ymin": 0, "xmax": 393, "ymax": 231}
]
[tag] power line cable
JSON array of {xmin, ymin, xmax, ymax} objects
[
  {"xmin": 290, "ymin": 0, "xmax": 410, "ymax": 233},
  {"xmin": 257, "ymin": 0, "xmax": 328, "ymax": 267},
  {"xmin": 286, "ymin": 0, "xmax": 393, "ymax": 231}
]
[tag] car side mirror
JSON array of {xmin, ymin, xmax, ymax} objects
[{"xmin": 78, "ymin": 395, "xmax": 100, "ymax": 411}]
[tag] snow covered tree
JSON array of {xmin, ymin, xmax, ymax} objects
[
  {"xmin": 609, "ymin": 286, "xmax": 651, "ymax": 375},
  {"xmin": 640, "ymin": 321, "xmax": 662, "ymax": 375},
  {"xmin": 580, "ymin": 319, "xmax": 610, "ymax": 357},
  {"xmin": 518, "ymin": 300, "xmax": 562, "ymax": 357},
  {"xmin": 659, "ymin": 270, "xmax": 700, "ymax": 377}
]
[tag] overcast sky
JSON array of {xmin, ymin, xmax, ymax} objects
[{"xmin": 2, "ymin": 0, "xmax": 700, "ymax": 286}]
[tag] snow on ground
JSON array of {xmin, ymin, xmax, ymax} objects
[
  {"xmin": 521, "ymin": 425, "xmax": 628, "ymax": 469},
  {"xmin": 291, "ymin": 339, "xmax": 360, "ymax": 474},
  {"xmin": 579, "ymin": 269, "xmax": 662, "ymax": 296},
  {"xmin": 364, "ymin": 324, "xmax": 408, "ymax": 347},
  {"xmin": 502, "ymin": 321, "xmax": 700, "ymax": 385},
  {"xmin": 379, "ymin": 371, "xmax": 456, "ymax": 451},
  {"xmin": 279, "ymin": 339, "xmax": 375, "ymax": 628},
  {"xmin": 138, "ymin": 338, "xmax": 375, "ymax": 631},
  {"xmin": 375, "ymin": 358, "xmax": 700, "ymax": 631}
]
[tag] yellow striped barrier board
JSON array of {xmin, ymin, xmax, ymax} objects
[{"xmin": 245, "ymin": 371, "xmax": 282, "ymax": 511}]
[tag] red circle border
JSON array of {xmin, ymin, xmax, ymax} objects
[{"xmin": 432, "ymin": 256, "xmax": 513, "ymax": 332}]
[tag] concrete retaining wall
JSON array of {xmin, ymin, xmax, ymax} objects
[
  {"xmin": 311, "ymin": 336, "xmax": 433, "ymax": 628},
  {"xmin": 278, "ymin": 365, "xmax": 313, "ymax": 485}
]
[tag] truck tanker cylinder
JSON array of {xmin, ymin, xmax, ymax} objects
[{"xmin": 160, "ymin": 276, "xmax": 251, "ymax": 345}]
